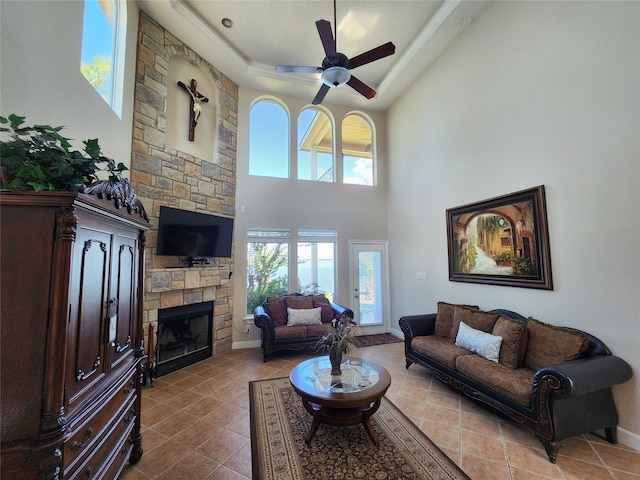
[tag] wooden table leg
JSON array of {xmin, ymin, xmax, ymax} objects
[
  {"xmin": 361, "ymin": 396, "xmax": 383, "ymax": 447},
  {"xmin": 301, "ymin": 397, "xmax": 321, "ymax": 445}
]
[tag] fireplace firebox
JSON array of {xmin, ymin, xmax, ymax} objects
[{"xmin": 156, "ymin": 301, "xmax": 213, "ymax": 377}]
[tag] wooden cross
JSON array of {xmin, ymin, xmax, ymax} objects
[{"xmin": 177, "ymin": 79, "xmax": 209, "ymax": 141}]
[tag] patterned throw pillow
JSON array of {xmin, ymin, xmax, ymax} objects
[
  {"xmin": 434, "ymin": 302, "xmax": 479, "ymax": 338},
  {"xmin": 492, "ymin": 316, "xmax": 529, "ymax": 369},
  {"xmin": 524, "ymin": 318, "xmax": 589, "ymax": 371},
  {"xmin": 449, "ymin": 307, "xmax": 500, "ymax": 343},
  {"xmin": 286, "ymin": 295, "xmax": 314, "ymax": 309},
  {"xmin": 264, "ymin": 300, "xmax": 287, "ymax": 327},
  {"xmin": 455, "ymin": 321, "xmax": 503, "ymax": 363},
  {"xmin": 287, "ymin": 307, "xmax": 322, "ymax": 326}
]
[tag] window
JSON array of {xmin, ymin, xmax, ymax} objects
[
  {"xmin": 298, "ymin": 108, "xmax": 334, "ymax": 181},
  {"xmin": 80, "ymin": 0, "xmax": 125, "ymax": 113},
  {"xmin": 246, "ymin": 229, "xmax": 290, "ymax": 314},
  {"xmin": 249, "ymin": 100, "xmax": 289, "ymax": 178},
  {"xmin": 342, "ymin": 114, "xmax": 374, "ymax": 185},
  {"xmin": 297, "ymin": 230, "xmax": 337, "ymax": 300}
]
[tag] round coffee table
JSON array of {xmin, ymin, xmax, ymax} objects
[{"xmin": 289, "ymin": 356, "xmax": 391, "ymax": 446}]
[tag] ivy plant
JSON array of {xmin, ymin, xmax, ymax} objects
[{"xmin": 0, "ymin": 114, "xmax": 127, "ymax": 192}]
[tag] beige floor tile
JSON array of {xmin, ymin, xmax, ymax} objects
[{"xmin": 121, "ymin": 344, "xmax": 639, "ymax": 479}]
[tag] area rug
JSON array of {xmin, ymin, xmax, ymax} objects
[
  {"xmin": 351, "ymin": 333, "xmax": 403, "ymax": 348},
  {"xmin": 249, "ymin": 377, "xmax": 470, "ymax": 480}
]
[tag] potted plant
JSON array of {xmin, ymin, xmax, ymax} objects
[
  {"xmin": 0, "ymin": 114, "xmax": 127, "ymax": 192},
  {"xmin": 316, "ymin": 313, "xmax": 362, "ymax": 375}
]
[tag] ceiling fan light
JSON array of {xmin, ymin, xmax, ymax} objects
[{"xmin": 321, "ymin": 66, "xmax": 351, "ymax": 88}]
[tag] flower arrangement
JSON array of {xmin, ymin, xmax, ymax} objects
[{"xmin": 316, "ymin": 313, "xmax": 362, "ymax": 354}]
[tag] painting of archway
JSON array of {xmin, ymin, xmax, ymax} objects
[{"xmin": 446, "ymin": 186, "xmax": 553, "ymax": 289}]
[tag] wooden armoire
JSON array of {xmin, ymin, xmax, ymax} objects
[{"xmin": 0, "ymin": 181, "xmax": 151, "ymax": 479}]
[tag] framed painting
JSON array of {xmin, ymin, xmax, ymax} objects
[{"xmin": 446, "ymin": 185, "xmax": 553, "ymax": 290}]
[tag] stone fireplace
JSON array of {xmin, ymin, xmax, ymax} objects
[{"xmin": 129, "ymin": 12, "xmax": 238, "ymax": 360}]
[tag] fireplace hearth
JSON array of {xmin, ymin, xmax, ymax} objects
[{"xmin": 156, "ymin": 301, "xmax": 213, "ymax": 377}]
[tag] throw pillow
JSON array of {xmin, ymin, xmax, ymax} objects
[
  {"xmin": 313, "ymin": 294, "xmax": 330, "ymax": 305},
  {"xmin": 434, "ymin": 302, "xmax": 479, "ymax": 338},
  {"xmin": 449, "ymin": 307, "xmax": 500, "ymax": 343},
  {"xmin": 314, "ymin": 300, "xmax": 334, "ymax": 323},
  {"xmin": 287, "ymin": 307, "xmax": 322, "ymax": 326},
  {"xmin": 455, "ymin": 321, "xmax": 503, "ymax": 363},
  {"xmin": 492, "ymin": 315, "xmax": 529, "ymax": 369},
  {"xmin": 286, "ymin": 295, "xmax": 314, "ymax": 309},
  {"xmin": 264, "ymin": 300, "xmax": 288, "ymax": 327},
  {"xmin": 524, "ymin": 318, "xmax": 589, "ymax": 371}
]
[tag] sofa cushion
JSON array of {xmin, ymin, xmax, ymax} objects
[
  {"xmin": 434, "ymin": 302, "xmax": 479, "ymax": 338},
  {"xmin": 492, "ymin": 315, "xmax": 529, "ymax": 369},
  {"xmin": 456, "ymin": 355, "xmax": 535, "ymax": 407},
  {"xmin": 313, "ymin": 294, "xmax": 330, "ymax": 304},
  {"xmin": 307, "ymin": 323, "xmax": 330, "ymax": 337},
  {"xmin": 266, "ymin": 295, "xmax": 289, "ymax": 304},
  {"xmin": 286, "ymin": 295, "xmax": 314, "ymax": 309},
  {"xmin": 314, "ymin": 300, "xmax": 334, "ymax": 323},
  {"xmin": 287, "ymin": 307, "xmax": 322, "ymax": 326},
  {"xmin": 264, "ymin": 300, "xmax": 288, "ymax": 327},
  {"xmin": 449, "ymin": 307, "xmax": 500, "ymax": 343},
  {"xmin": 412, "ymin": 336, "xmax": 473, "ymax": 370},
  {"xmin": 274, "ymin": 325, "xmax": 309, "ymax": 340},
  {"xmin": 524, "ymin": 318, "xmax": 589, "ymax": 371},
  {"xmin": 455, "ymin": 321, "xmax": 502, "ymax": 363}
]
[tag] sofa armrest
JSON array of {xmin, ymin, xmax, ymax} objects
[
  {"xmin": 399, "ymin": 313, "xmax": 437, "ymax": 340},
  {"xmin": 331, "ymin": 302, "xmax": 354, "ymax": 319},
  {"xmin": 253, "ymin": 305, "xmax": 274, "ymax": 333},
  {"xmin": 533, "ymin": 355, "xmax": 633, "ymax": 398}
]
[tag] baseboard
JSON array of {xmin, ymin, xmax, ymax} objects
[
  {"xmin": 232, "ymin": 339, "xmax": 261, "ymax": 350},
  {"xmin": 390, "ymin": 327, "xmax": 404, "ymax": 339},
  {"xmin": 618, "ymin": 427, "xmax": 640, "ymax": 451}
]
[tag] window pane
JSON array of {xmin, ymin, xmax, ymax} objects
[
  {"xmin": 342, "ymin": 114, "xmax": 374, "ymax": 185},
  {"xmin": 81, "ymin": 0, "xmax": 116, "ymax": 105},
  {"xmin": 298, "ymin": 108, "xmax": 334, "ymax": 181},
  {"xmin": 249, "ymin": 100, "xmax": 289, "ymax": 178},
  {"xmin": 246, "ymin": 230, "xmax": 290, "ymax": 314},
  {"xmin": 297, "ymin": 230, "xmax": 336, "ymax": 301}
]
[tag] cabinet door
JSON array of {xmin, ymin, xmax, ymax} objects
[
  {"xmin": 66, "ymin": 223, "xmax": 111, "ymax": 410},
  {"xmin": 107, "ymin": 228, "xmax": 139, "ymax": 371}
]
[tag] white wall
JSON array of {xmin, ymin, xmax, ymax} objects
[
  {"xmin": 233, "ymin": 87, "xmax": 389, "ymax": 345},
  {"xmin": 387, "ymin": 0, "xmax": 639, "ymax": 445},
  {"xmin": 0, "ymin": 1, "xmax": 138, "ymax": 169}
]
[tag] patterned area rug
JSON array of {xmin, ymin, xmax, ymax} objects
[
  {"xmin": 249, "ymin": 377, "xmax": 470, "ymax": 480},
  {"xmin": 351, "ymin": 333, "xmax": 403, "ymax": 348}
]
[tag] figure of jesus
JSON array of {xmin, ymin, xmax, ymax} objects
[{"xmin": 178, "ymin": 79, "xmax": 209, "ymax": 141}]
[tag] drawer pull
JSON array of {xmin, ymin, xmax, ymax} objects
[
  {"xmin": 124, "ymin": 380, "xmax": 135, "ymax": 393},
  {"xmin": 71, "ymin": 427, "xmax": 94, "ymax": 450},
  {"xmin": 124, "ymin": 410, "xmax": 135, "ymax": 424},
  {"xmin": 76, "ymin": 356, "xmax": 101, "ymax": 382},
  {"xmin": 115, "ymin": 335, "xmax": 131, "ymax": 353},
  {"xmin": 84, "ymin": 467, "xmax": 93, "ymax": 479}
]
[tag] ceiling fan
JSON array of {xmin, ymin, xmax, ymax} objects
[{"xmin": 275, "ymin": 0, "xmax": 396, "ymax": 105}]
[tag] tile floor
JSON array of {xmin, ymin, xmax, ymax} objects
[{"xmin": 120, "ymin": 342, "xmax": 639, "ymax": 480}]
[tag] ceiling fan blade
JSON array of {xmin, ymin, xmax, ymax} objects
[
  {"xmin": 347, "ymin": 75, "xmax": 376, "ymax": 99},
  {"xmin": 276, "ymin": 65, "xmax": 321, "ymax": 73},
  {"xmin": 312, "ymin": 84, "xmax": 331, "ymax": 105},
  {"xmin": 316, "ymin": 20, "xmax": 336, "ymax": 57},
  {"xmin": 348, "ymin": 42, "xmax": 396, "ymax": 70}
]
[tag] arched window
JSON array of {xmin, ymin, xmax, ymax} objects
[
  {"xmin": 297, "ymin": 108, "xmax": 334, "ymax": 182},
  {"xmin": 80, "ymin": 0, "xmax": 126, "ymax": 115},
  {"xmin": 249, "ymin": 99, "xmax": 289, "ymax": 178},
  {"xmin": 342, "ymin": 113, "xmax": 375, "ymax": 186}
]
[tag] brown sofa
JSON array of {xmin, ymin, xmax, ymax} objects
[
  {"xmin": 253, "ymin": 293, "xmax": 353, "ymax": 361},
  {"xmin": 399, "ymin": 302, "xmax": 633, "ymax": 463}
]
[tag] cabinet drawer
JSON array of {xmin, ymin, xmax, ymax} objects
[
  {"xmin": 67, "ymin": 408, "xmax": 135, "ymax": 480},
  {"xmin": 63, "ymin": 371, "xmax": 136, "ymax": 474}
]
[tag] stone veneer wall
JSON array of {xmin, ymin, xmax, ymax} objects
[{"xmin": 130, "ymin": 12, "xmax": 238, "ymax": 355}]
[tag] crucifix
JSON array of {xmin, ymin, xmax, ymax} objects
[{"xmin": 177, "ymin": 78, "xmax": 209, "ymax": 141}]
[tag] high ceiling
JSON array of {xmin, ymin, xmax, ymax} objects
[{"xmin": 136, "ymin": 0, "xmax": 490, "ymax": 111}]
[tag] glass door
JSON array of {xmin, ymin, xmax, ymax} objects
[{"xmin": 349, "ymin": 241, "xmax": 390, "ymax": 335}]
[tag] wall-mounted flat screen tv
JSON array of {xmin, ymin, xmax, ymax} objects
[{"xmin": 156, "ymin": 206, "xmax": 234, "ymax": 258}]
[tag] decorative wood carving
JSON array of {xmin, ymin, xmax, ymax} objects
[{"xmin": 80, "ymin": 179, "xmax": 150, "ymax": 222}]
